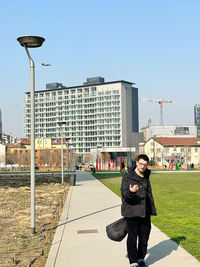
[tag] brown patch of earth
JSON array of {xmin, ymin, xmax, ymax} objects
[{"xmin": 0, "ymin": 173, "xmax": 69, "ymax": 266}]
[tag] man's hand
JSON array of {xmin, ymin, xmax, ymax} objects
[{"xmin": 129, "ymin": 184, "xmax": 139, "ymax": 193}]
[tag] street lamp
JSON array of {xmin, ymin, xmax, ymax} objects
[
  {"xmin": 17, "ymin": 35, "xmax": 45, "ymax": 234},
  {"xmin": 66, "ymin": 138, "xmax": 71, "ymax": 175},
  {"xmin": 57, "ymin": 121, "xmax": 66, "ymax": 184},
  {"xmin": 96, "ymin": 144, "xmax": 102, "ymax": 171}
]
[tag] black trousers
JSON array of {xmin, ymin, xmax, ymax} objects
[{"xmin": 126, "ymin": 216, "xmax": 151, "ymax": 264}]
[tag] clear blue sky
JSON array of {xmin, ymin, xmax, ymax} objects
[{"xmin": 1, "ymin": 0, "xmax": 200, "ymax": 137}]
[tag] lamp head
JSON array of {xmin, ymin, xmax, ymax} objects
[{"xmin": 17, "ymin": 36, "xmax": 45, "ymax": 48}]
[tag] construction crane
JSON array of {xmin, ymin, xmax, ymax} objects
[{"xmin": 139, "ymin": 99, "xmax": 176, "ymax": 126}]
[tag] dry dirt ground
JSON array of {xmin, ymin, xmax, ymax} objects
[{"xmin": 0, "ymin": 173, "xmax": 69, "ymax": 267}]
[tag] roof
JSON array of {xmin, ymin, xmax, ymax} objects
[
  {"xmin": 25, "ymin": 80, "xmax": 136, "ymax": 94},
  {"xmin": 6, "ymin": 143, "xmax": 22, "ymax": 148},
  {"xmin": 21, "ymin": 138, "xmax": 31, "ymax": 144},
  {"xmin": 154, "ymin": 137, "xmax": 200, "ymax": 146}
]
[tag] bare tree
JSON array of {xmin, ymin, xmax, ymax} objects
[{"xmin": 83, "ymin": 153, "xmax": 92, "ymax": 165}]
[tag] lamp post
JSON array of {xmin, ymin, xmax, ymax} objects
[
  {"xmin": 129, "ymin": 147, "xmax": 132, "ymax": 168},
  {"xmin": 96, "ymin": 144, "xmax": 102, "ymax": 171},
  {"xmin": 153, "ymin": 135, "xmax": 156, "ymax": 166},
  {"xmin": 17, "ymin": 35, "xmax": 45, "ymax": 234},
  {"xmin": 66, "ymin": 138, "xmax": 71, "ymax": 175},
  {"xmin": 128, "ymin": 136, "xmax": 132, "ymax": 169},
  {"xmin": 57, "ymin": 122, "xmax": 66, "ymax": 184}
]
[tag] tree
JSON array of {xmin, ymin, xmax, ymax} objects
[
  {"xmin": 6, "ymin": 148, "xmax": 18, "ymax": 165},
  {"xmin": 82, "ymin": 153, "xmax": 93, "ymax": 165},
  {"xmin": 149, "ymin": 159, "xmax": 155, "ymax": 166}
]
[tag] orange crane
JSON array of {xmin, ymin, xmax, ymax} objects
[{"xmin": 139, "ymin": 99, "xmax": 176, "ymax": 126}]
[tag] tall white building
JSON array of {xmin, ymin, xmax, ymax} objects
[{"xmin": 24, "ymin": 77, "xmax": 143, "ymax": 157}]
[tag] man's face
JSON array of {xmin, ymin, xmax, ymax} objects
[{"xmin": 136, "ymin": 159, "xmax": 148, "ymax": 173}]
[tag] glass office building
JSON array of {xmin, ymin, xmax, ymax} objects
[
  {"xmin": 194, "ymin": 104, "xmax": 200, "ymax": 137},
  {"xmin": 24, "ymin": 77, "xmax": 142, "ymax": 156}
]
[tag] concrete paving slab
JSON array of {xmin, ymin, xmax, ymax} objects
[{"xmin": 46, "ymin": 171, "xmax": 200, "ymax": 267}]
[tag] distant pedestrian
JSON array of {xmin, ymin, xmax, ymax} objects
[
  {"xmin": 121, "ymin": 154, "xmax": 157, "ymax": 267},
  {"xmin": 121, "ymin": 161, "xmax": 125, "ymax": 173}
]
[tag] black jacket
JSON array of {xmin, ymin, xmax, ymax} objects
[{"xmin": 121, "ymin": 167, "xmax": 157, "ymax": 218}]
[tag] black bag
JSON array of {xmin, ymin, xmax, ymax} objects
[{"xmin": 106, "ymin": 217, "xmax": 127, "ymax": 242}]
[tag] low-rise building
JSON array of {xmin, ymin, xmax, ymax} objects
[
  {"xmin": 2, "ymin": 133, "xmax": 20, "ymax": 144},
  {"xmin": 140, "ymin": 125, "xmax": 197, "ymax": 142},
  {"xmin": 20, "ymin": 137, "xmax": 70, "ymax": 150},
  {"xmin": 5, "ymin": 139, "xmax": 77, "ymax": 171},
  {"xmin": 0, "ymin": 143, "xmax": 6, "ymax": 167},
  {"xmin": 141, "ymin": 137, "xmax": 200, "ymax": 167}
]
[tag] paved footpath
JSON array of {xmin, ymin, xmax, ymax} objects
[{"xmin": 46, "ymin": 171, "xmax": 200, "ymax": 267}]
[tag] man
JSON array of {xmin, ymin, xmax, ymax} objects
[{"xmin": 121, "ymin": 154, "xmax": 157, "ymax": 267}]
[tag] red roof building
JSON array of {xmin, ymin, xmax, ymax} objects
[
  {"xmin": 142, "ymin": 137, "xmax": 200, "ymax": 168},
  {"xmin": 154, "ymin": 137, "xmax": 200, "ymax": 147}
]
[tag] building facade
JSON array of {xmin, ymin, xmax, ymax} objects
[
  {"xmin": 6, "ymin": 139, "xmax": 77, "ymax": 171},
  {"xmin": 24, "ymin": 77, "xmax": 143, "ymax": 157},
  {"xmin": 141, "ymin": 137, "xmax": 200, "ymax": 167},
  {"xmin": 194, "ymin": 104, "xmax": 200, "ymax": 137},
  {"xmin": 20, "ymin": 137, "xmax": 71, "ymax": 150},
  {"xmin": 6, "ymin": 146, "xmax": 72, "ymax": 171},
  {"xmin": 1, "ymin": 133, "xmax": 20, "ymax": 144},
  {"xmin": 0, "ymin": 143, "xmax": 6, "ymax": 167},
  {"xmin": 140, "ymin": 125, "xmax": 197, "ymax": 142}
]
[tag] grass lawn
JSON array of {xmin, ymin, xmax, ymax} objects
[{"xmin": 94, "ymin": 172, "xmax": 200, "ymax": 262}]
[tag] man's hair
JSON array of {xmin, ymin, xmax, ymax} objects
[{"xmin": 137, "ymin": 154, "xmax": 149, "ymax": 163}]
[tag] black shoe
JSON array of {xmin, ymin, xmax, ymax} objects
[{"xmin": 138, "ymin": 260, "xmax": 148, "ymax": 267}]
